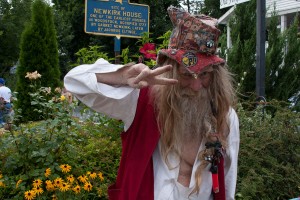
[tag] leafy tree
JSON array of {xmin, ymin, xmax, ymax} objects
[
  {"xmin": 52, "ymin": 0, "xmax": 92, "ymax": 63},
  {"xmin": 52, "ymin": 8, "xmax": 74, "ymax": 79},
  {"xmin": 15, "ymin": 0, "xmax": 61, "ymax": 122},
  {"xmin": 0, "ymin": 0, "xmax": 33, "ymax": 75},
  {"xmin": 202, "ymin": 0, "xmax": 229, "ymax": 18}
]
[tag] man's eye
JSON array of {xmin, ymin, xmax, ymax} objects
[{"xmin": 199, "ymin": 71, "xmax": 211, "ymax": 78}]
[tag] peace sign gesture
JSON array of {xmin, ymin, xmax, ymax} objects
[
  {"xmin": 96, "ymin": 63, "xmax": 178, "ymax": 88},
  {"xmin": 123, "ymin": 63, "xmax": 178, "ymax": 88}
]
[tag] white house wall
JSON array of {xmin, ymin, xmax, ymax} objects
[{"xmin": 266, "ymin": 0, "xmax": 300, "ymax": 16}]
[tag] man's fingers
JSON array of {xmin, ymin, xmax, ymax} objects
[
  {"xmin": 133, "ymin": 68, "xmax": 151, "ymax": 84},
  {"xmin": 132, "ymin": 64, "xmax": 177, "ymax": 86},
  {"xmin": 151, "ymin": 65, "xmax": 173, "ymax": 76},
  {"xmin": 154, "ymin": 77, "xmax": 178, "ymax": 85}
]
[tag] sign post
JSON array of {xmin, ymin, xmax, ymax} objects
[
  {"xmin": 85, "ymin": 0, "xmax": 149, "ymax": 63},
  {"xmin": 256, "ymin": 0, "xmax": 266, "ymax": 99},
  {"xmin": 114, "ymin": 37, "xmax": 121, "ymax": 64}
]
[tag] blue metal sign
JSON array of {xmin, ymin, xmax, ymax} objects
[{"xmin": 85, "ymin": 0, "xmax": 149, "ymax": 38}]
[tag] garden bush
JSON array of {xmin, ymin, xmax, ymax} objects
[
  {"xmin": 0, "ymin": 72, "xmax": 122, "ymax": 199},
  {"xmin": 236, "ymin": 101, "xmax": 300, "ymax": 199}
]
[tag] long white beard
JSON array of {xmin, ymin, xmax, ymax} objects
[{"xmin": 175, "ymin": 88, "xmax": 212, "ymax": 144}]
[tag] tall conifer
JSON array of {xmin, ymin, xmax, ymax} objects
[{"xmin": 16, "ymin": 0, "xmax": 60, "ymax": 122}]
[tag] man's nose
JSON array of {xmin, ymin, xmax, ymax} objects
[{"xmin": 188, "ymin": 78, "xmax": 203, "ymax": 91}]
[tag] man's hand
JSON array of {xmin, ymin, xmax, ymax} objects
[{"xmin": 123, "ymin": 63, "xmax": 178, "ymax": 88}]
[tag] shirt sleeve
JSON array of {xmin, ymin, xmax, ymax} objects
[
  {"xmin": 224, "ymin": 108, "xmax": 240, "ymax": 200},
  {"xmin": 64, "ymin": 58, "xmax": 140, "ymax": 131}
]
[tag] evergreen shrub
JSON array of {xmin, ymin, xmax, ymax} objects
[{"xmin": 236, "ymin": 101, "xmax": 300, "ymax": 199}]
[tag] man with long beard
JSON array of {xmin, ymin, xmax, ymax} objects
[{"xmin": 64, "ymin": 6, "xmax": 239, "ymax": 200}]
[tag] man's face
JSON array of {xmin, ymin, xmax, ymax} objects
[{"xmin": 177, "ymin": 66, "xmax": 213, "ymax": 92}]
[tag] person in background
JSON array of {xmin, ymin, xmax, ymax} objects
[
  {"xmin": 64, "ymin": 6, "xmax": 240, "ymax": 200},
  {"xmin": 0, "ymin": 78, "xmax": 13, "ymax": 128}
]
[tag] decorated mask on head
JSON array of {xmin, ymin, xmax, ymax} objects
[{"xmin": 156, "ymin": 6, "xmax": 225, "ymax": 74}]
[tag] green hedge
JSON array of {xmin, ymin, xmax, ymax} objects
[{"xmin": 236, "ymin": 101, "xmax": 300, "ymax": 199}]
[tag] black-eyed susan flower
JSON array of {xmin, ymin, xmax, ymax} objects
[
  {"xmin": 60, "ymin": 164, "xmax": 71, "ymax": 173},
  {"xmin": 45, "ymin": 180, "xmax": 55, "ymax": 191},
  {"xmin": 72, "ymin": 185, "xmax": 81, "ymax": 194},
  {"xmin": 53, "ymin": 177, "xmax": 63, "ymax": 187},
  {"xmin": 89, "ymin": 172, "xmax": 97, "ymax": 179},
  {"xmin": 32, "ymin": 179, "xmax": 42, "ymax": 188},
  {"xmin": 59, "ymin": 182, "xmax": 70, "ymax": 192},
  {"xmin": 78, "ymin": 175, "xmax": 88, "ymax": 183},
  {"xmin": 66, "ymin": 175, "xmax": 75, "ymax": 183},
  {"xmin": 83, "ymin": 182, "xmax": 93, "ymax": 192},
  {"xmin": 33, "ymin": 186, "xmax": 43, "ymax": 195},
  {"xmin": 16, "ymin": 179, "xmax": 22, "ymax": 188},
  {"xmin": 98, "ymin": 172, "xmax": 104, "ymax": 181},
  {"xmin": 24, "ymin": 190, "xmax": 36, "ymax": 200},
  {"xmin": 44, "ymin": 168, "xmax": 51, "ymax": 177}
]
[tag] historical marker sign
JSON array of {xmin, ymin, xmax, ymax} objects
[
  {"xmin": 85, "ymin": 0, "xmax": 149, "ymax": 38},
  {"xmin": 220, "ymin": 0, "xmax": 250, "ymax": 9}
]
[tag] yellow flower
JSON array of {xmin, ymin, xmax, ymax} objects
[
  {"xmin": 45, "ymin": 180, "xmax": 52, "ymax": 186},
  {"xmin": 32, "ymin": 179, "xmax": 42, "ymax": 188},
  {"xmin": 25, "ymin": 71, "xmax": 41, "ymax": 80},
  {"xmin": 45, "ymin": 180, "xmax": 55, "ymax": 191},
  {"xmin": 78, "ymin": 175, "xmax": 88, "ymax": 183},
  {"xmin": 0, "ymin": 174, "xmax": 2, "ymax": 179},
  {"xmin": 89, "ymin": 172, "xmax": 97, "ymax": 179},
  {"xmin": 72, "ymin": 185, "xmax": 81, "ymax": 194},
  {"xmin": 24, "ymin": 190, "xmax": 36, "ymax": 200},
  {"xmin": 98, "ymin": 172, "xmax": 104, "ymax": 181},
  {"xmin": 33, "ymin": 186, "xmax": 43, "ymax": 195},
  {"xmin": 60, "ymin": 164, "xmax": 71, "ymax": 173},
  {"xmin": 53, "ymin": 177, "xmax": 63, "ymax": 187},
  {"xmin": 44, "ymin": 168, "xmax": 51, "ymax": 177},
  {"xmin": 66, "ymin": 175, "xmax": 75, "ymax": 183},
  {"xmin": 16, "ymin": 179, "xmax": 22, "ymax": 188},
  {"xmin": 60, "ymin": 95, "xmax": 66, "ymax": 101},
  {"xmin": 83, "ymin": 182, "xmax": 93, "ymax": 192},
  {"xmin": 59, "ymin": 182, "xmax": 70, "ymax": 192},
  {"xmin": 0, "ymin": 181, "xmax": 6, "ymax": 187}
]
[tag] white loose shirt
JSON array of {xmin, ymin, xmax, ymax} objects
[
  {"xmin": 0, "ymin": 86, "xmax": 12, "ymax": 103},
  {"xmin": 64, "ymin": 58, "xmax": 240, "ymax": 200}
]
